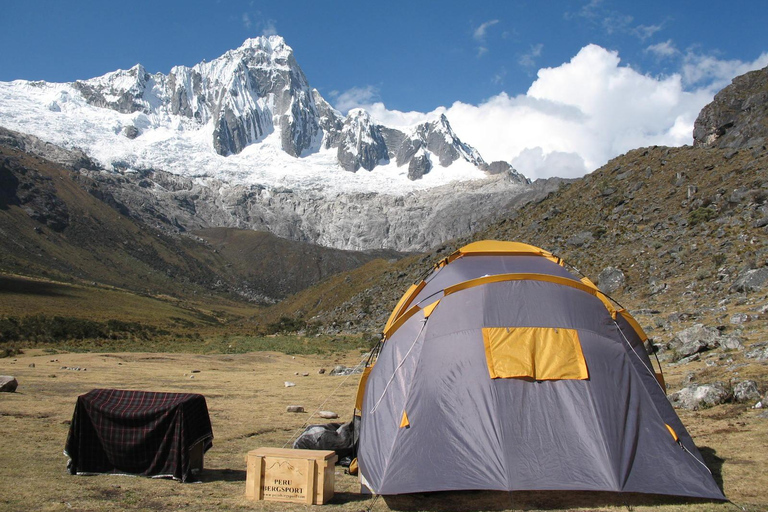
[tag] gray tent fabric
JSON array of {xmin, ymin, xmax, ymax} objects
[{"xmin": 357, "ymin": 241, "xmax": 724, "ymax": 499}]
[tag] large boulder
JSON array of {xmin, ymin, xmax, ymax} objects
[
  {"xmin": 733, "ymin": 380, "xmax": 761, "ymax": 403},
  {"xmin": 669, "ymin": 324, "xmax": 721, "ymax": 359},
  {"xmin": 597, "ymin": 267, "xmax": 626, "ymax": 294},
  {"xmin": 730, "ymin": 267, "xmax": 768, "ymax": 293},
  {"xmin": 668, "ymin": 382, "xmax": 731, "ymax": 410},
  {"xmin": 0, "ymin": 376, "xmax": 18, "ymax": 392}
]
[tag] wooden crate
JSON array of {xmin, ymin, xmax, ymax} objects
[{"xmin": 245, "ymin": 448, "xmax": 338, "ymax": 505}]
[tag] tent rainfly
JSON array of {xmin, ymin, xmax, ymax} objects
[{"xmin": 355, "ymin": 240, "xmax": 724, "ymax": 499}]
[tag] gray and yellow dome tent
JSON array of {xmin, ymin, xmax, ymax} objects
[{"xmin": 355, "ymin": 240, "xmax": 724, "ymax": 499}]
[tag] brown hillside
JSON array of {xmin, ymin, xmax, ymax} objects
[
  {"xmin": 283, "ymin": 143, "xmax": 767, "ymax": 350},
  {"xmin": 0, "ymin": 139, "xmax": 404, "ymax": 319}
]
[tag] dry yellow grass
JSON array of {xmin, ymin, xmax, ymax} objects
[{"xmin": 0, "ymin": 349, "xmax": 765, "ymax": 512}]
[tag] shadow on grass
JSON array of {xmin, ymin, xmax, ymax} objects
[
  {"xmin": 383, "ymin": 490, "xmax": 725, "ymax": 511},
  {"xmin": 198, "ymin": 468, "xmax": 246, "ymax": 483},
  {"xmin": 699, "ymin": 446, "xmax": 725, "ymax": 493},
  {"xmin": 329, "ymin": 492, "xmax": 373, "ymax": 505},
  {"xmin": 0, "ymin": 276, "xmax": 71, "ymax": 297}
]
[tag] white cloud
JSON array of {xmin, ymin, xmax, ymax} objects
[
  {"xmin": 345, "ymin": 44, "xmax": 768, "ymax": 180},
  {"xmin": 646, "ymin": 40, "xmax": 679, "ymax": 59},
  {"xmin": 473, "ymin": 20, "xmax": 499, "ymax": 41},
  {"xmin": 331, "ymin": 86, "xmax": 380, "ymax": 114},
  {"xmin": 632, "ymin": 23, "xmax": 663, "ymax": 42},
  {"xmin": 682, "ymin": 50, "xmax": 768, "ymax": 91},
  {"xmin": 261, "ymin": 19, "xmax": 278, "ymax": 36},
  {"xmin": 242, "ymin": 13, "xmax": 252, "ymax": 30},
  {"xmin": 477, "ymin": 46, "xmax": 489, "ymax": 58},
  {"xmin": 518, "ymin": 43, "xmax": 544, "ymax": 68}
]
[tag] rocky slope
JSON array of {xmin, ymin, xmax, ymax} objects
[
  {"xmin": 0, "ymin": 35, "xmax": 537, "ymax": 251},
  {"xmin": 0, "ymin": 134, "xmax": 403, "ymax": 304},
  {"xmin": 267, "ymin": 67, "xmax": 768, "ymax": 413},
  {"xmin": 694, "ymin": 65, "xmax": 768, "ymax": 150},
  {"xmin": 0, "ymin": 126, "xmax": 543, "ymax": 252}
]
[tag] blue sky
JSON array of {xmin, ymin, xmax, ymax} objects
[{"xmin": 2, "ymin": 0, "xmax": 768, "ymax": 178}]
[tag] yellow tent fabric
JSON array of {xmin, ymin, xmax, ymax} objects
[
  {"xmin": 447, "ymin": 240, "xmax": 560, "ymax": 265},
  {"xmin": 482, "ymin": 326, "xmax": 588, "ymax": 380}
]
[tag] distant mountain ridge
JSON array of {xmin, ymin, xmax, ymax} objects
[
  {"xmin": 22, "ymin": 35, "xmax": 519, "ymax": 186},
  {"xmin": 0, "ymin": 35, "xmax": 542, "ymax": 251}
]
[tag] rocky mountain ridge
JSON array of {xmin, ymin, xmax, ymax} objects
[
  {"xmin": 59, "ymin": 35, "xmax": 516, "ymax": 182},
  {"xmin": 0, "ymin": 125, "xmax": 544, "ymax": 252},
  {"xmin": 0, "ymin": 35, "xmax": 538, "ymax": 251}
]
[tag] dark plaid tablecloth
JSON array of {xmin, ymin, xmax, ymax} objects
[{"xmin": 65, "ymin": 389, "xmax": 213, "ymax": 482}]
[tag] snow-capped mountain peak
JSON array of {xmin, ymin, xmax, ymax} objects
[{"xmin": 0, "ymin": 35, "xmax": 524, "ymax": 194}]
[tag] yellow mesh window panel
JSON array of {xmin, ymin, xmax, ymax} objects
[{"xmin": 482, "ymin": 327, "xmax": 589, "ymax": 380}]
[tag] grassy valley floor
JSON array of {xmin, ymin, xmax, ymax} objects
[{"xmin": 1, "ymin": 348, "xmax": 766, "ymax": 512}]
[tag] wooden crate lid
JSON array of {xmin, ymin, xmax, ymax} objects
[{"xmin": 248, "ymin": 447, "xmax": 337, "ymax": 461}]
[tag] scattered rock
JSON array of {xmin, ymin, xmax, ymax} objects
[
  {"xmin": 318, "ymin": 411, "xmax": 339, "ymax": 419},
  {"xmin": 729, "ymin": 267, "xmax": 768, "ymax": 293},
  {"xmin": 28, "ymin": 363, "xmax": 35, "ymax": 368},
  {"xmin": 302, "ymin": 372, "xmax": 309, "ymax": 377},
  {"xmin": 284, "ymin": 381, "xmax": 296, "ymax": 387},
  {"xmin": 329, "ymin": 365, "xmax": 363, "ymax": 376},
  {"xmin": 567, "ymin": 231, "xmax": 593, "ymax": 248},
  {"xmin": 648, "ymin": 277, "xmax": 667, "ymax": 295},
  {"xmin": 746, "ymin": 346, "xmax": 768, "ymax": 360},
  {"xmin": 122, "ymin": 125, "xmax": 139, "ymax": 139},
  {"xmin": 191, "ymin": 369, "xmax": 201, "ymax": 373},
  {"xmin": 720, "ymin": 336, "xmax": 744, "ymax": 351},
  {"xmin": 286, "ymin": 405, "xmax": 305, "ymax": 413},
  {"xmin": 730, "ymin": 312, "xmax": 755, "ymax": 324},
  {"xmin": 0, "ymin": 376, "xmax": 18, "ymax": 392},
  {"xmin": 667, "ymin": 382, "xmax": 731, "ymax": 410},
  {"xmin": 733, "ymin": 380, "xmax": 761, "ymax": 403},
  {"xmin": 669, "ymin": 324, "xmax": 721, "ymax": 359},
  {"xmin": 318, "ymin": 368, "xmax": 326, "ymax": 374},
  {"xmin": 598, "ymin": 267, "xmax": 625, "ymax": 294}
]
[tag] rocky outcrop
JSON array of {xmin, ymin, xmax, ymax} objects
[
  {"xmin": 77, "ymin": 165, "xmax": 548, "ymax": 252},
  {"xmin": 0, "ymin": 127, "xmax": 99, "ymax": 171},
  {"xmin": 0, "ymin": 376, "xmax": 18, "ymax": 392},
  {"xmin": 396, "ymin": 114, "xmax": 485, "ymax": 170},
  {"xmin": 336, "ymin": 110, "xmax": 388, "ymax": 172},
  {"xmin": 0, "ymin": 151, "xmax": 70, "ymax": 231},
  {"xmin": 693, "ymin": 64, "xmax": 768, "ymax": 149},
  {"xmin": 668, "ymin": 382, "xmax": 731, "ymax": 410},
  {"xmin": 56, "ymin": 36, "xmax": 515, "ymax": 181}
]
